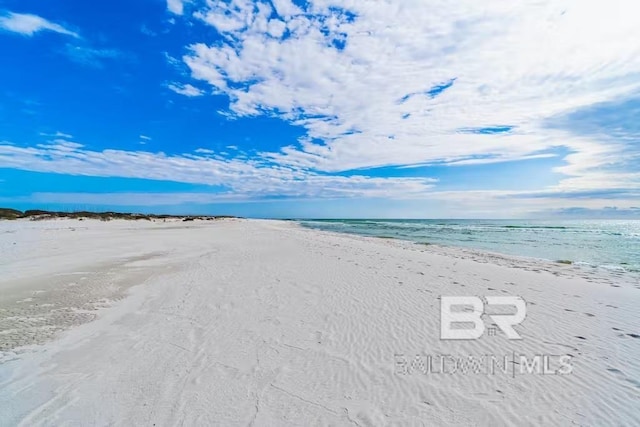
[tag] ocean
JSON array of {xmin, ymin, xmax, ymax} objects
[{"xmin": 299, "ymin": 219, "xmax": 640, "ymax": 273}]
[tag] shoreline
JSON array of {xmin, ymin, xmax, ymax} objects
[
  {"xmin": 4, "ymin": 213, "xmax": 637, "ymax": 274},
  {"xmin": 298, "ymin": 219, "xmax": 640, "ymax": 275},
  {"xmin": 5, "ymin": 216, "xmax": 638, "ymax": 283},
  {"xmin": 295, "ymin": 220, "xmax": 640, "ymax": 284},
  {"xmin": 1, "ymin": 218, "xmax": 639, "ymax": 425}
]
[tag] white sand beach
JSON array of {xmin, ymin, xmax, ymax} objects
[{"xmin": 0, "ymin": 219, "xmax": 638, "ymax": 426}]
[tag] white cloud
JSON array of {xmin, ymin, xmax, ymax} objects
[
  {"xmin": 140, "ymin": 24, "xmax": 157, "ymax": 37},
  {"xmin": 167, "ymin": 0, "xmax": 186, "ymax": 15},
  {"xmin": 0, "ymin": 137, "xmax": 633, "ymax": 214},
  {"xmin": 167, "ymin": 82, "xmax": 204, "ymax": 97},
  {"xmin": 63, "ymin": 44, "xmax": 123, "ymax": 67},
  {"xmin": 270, "ymin": 0, "xmax": 302, "ymax": 18},
  {"xmin": 3, "ymin": 1, "xmax": 639, "ymax": 215},
  {"xmin": 164, "ymin": 52, "xmax": 182, "ymax": 69},
  {"xmin": 194, "ymin": 148, "xmax": 215, "ymax": 154},
  {"xmin": 140, "ymin": 135, "xmax": 152, "ymax": 141},
  {"xmin": 0, "ymin": 12, "xmax": 78, "ymax": 38},
  {"xmin": 39, "ymin": 131, "xmax": 73, "ymax": 139},
  {"xmin": 21, "ymin": 192, "xmax": 246, "ymax": 206},
  {"xmin": 182, "ymin": 0, "xmax": 640, "ymax": 196},
  {"xmin": 7, "ymin": 187, "xmax": 637, "ymax": 218},
  {"xmin": 0, "ymin": 142, "xmax": 436, "ymax": 199}
]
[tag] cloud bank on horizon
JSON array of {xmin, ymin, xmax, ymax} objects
[{"xmin": 0, "ymin": 0, "xmax": 638, "ymax": 218}]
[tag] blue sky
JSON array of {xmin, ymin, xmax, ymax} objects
[{"xmin": 0, "ymin": 0, "xmax": 639, "ymax": 218}]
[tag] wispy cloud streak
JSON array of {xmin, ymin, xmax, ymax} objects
[{"xmin": 0, "ymin": 12, "xmax": 78, "ymax": 37}]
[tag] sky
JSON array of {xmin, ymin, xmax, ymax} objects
[{"xmin": 0, "ymin": 0, "xmax": 639, "ymax": 218}]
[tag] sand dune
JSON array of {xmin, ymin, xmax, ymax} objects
[{"xmin": 0, "ymin": 219, "xmax": 638, "ymax": 426}]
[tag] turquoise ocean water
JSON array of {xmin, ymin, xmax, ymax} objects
[{"xmin": 299, "ymin": 219, "xmax": 640, "ymax": 273}]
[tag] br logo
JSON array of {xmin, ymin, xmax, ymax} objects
[{"xmin": 440, "ymin": 296, "xmax": 526, "ymax": 340}]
